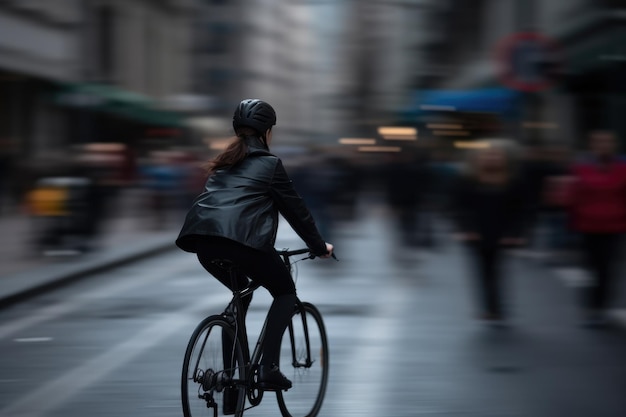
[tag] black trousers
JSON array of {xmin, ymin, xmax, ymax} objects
[
  {"xmin": 196, "ymin": 237, "xmax": 297, "ymax": 366},
  {"xmin": 468, "ymin": 244, "xmax": 504, "ymax": 317},
  {"xmin": 582, "ymin": 233, "xmax": 620, "ymax": 312}
]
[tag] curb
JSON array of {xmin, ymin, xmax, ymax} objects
[{"xmin": 0, "ymin": 239, "xmax": 176, "ymax": 309}]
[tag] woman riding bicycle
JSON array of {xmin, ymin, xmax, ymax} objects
[{"xmin": 176, "ymin": 99, "xmax": 334, "ymax": 392}]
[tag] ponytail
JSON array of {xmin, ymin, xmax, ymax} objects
[
  {"xmin": 205, "ymin": 126, "xmax": 265, "ymax": 174},
  {"xmin": 205, "ymin": 136, "xmax": 248, "ymax": 175}
]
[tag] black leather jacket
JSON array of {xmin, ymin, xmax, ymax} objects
[{"xmin": 176, "ymin": 137, "xmax": 327, "ymax": 255}]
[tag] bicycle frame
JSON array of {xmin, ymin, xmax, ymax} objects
[{"xmin": 213, "ymin": 248, "xmax": 317, "ymax": 404}]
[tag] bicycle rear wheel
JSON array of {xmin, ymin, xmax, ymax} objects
[
  {"xmin": 276, "ymin": 302, "xmax": 329, "ymax": 417},
  {"xmin": 182, "ymin": 315, "xmax": 246, "ymax": 417}
]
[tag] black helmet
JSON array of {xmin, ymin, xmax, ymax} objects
[{"xmin": 232, "ymin": 99, "xmax": 276, "ymax": 133}]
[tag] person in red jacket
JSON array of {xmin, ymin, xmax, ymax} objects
[{"xmin": 569, "ymin": 130, "xmax": 626, "ymax": 327}]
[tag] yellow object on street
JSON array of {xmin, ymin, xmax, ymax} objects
[{"xmin": 26, "ymin": 186, "xmax": 69, "ymax": 216}]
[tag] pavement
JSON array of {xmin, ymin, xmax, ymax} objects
[{"xmin": 0, "ymin": 189, "xmax": 180, "ymax": 308}]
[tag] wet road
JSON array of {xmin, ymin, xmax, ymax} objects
[{"xmin": 1, "ymin": 214, "xmax": 626, "ymax": 417}]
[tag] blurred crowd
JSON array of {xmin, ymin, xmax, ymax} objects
[
  {"xmin": 372, "ymin": 130, "xmax": 625, "ymax": 328},
  {"xmin": 1, "ymin": 125, "xmax": 625, "ymax": 328},
  {"xmin": 12, "ymin": 144, "xmax": 206, "ymax": 255}
]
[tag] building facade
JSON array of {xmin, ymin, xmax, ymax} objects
[
  {"xmin": 188, "ymin": 0, "xmax": 430, "ymax": 146},
  {"xmin": 0, "ymin": 0, "xmax": 194, "ymax": 195},
  {"xmin": 415, "ymin": 0, "xmax": 626, "ymax": 148},
  {"xmin": 189, "ymin": 0, "xmax": 324, "ymax": 145}
]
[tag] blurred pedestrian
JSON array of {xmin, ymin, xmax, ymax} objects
[
  {"xmin": 289, "ymin": 150, "xmax": 339, "ymax": 241},
  {"xmin": 382, "ymin": 149, "xmax": 425, "ymax": 247},
  {"xmin": 569, "ymin": 130, "xmax": 626, "ymax": 327},
  {"xmin": 140, "ymin": 150, "xmax": 182, "ymax": 229},
  {"xmin": 540, "ymin": 145, "xmax": 577, "ymax": 263},
  {"xmin": 453, "ymin": 141, "xmax": 527, "ymax": 324},
  {"xmin": 520, "ymin": 145, "xmax": 554, "ymax": 245},
  {"xmin": 0, "ymin": 142, "xmax": 9, "ymax": 214},
  {"xmin": 72, "ymin": 147, "xmax": 117, "ymax": 251}
]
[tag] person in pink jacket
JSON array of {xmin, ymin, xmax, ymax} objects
[{"xmin": 570, "ymin": 130, "xmax": 626, "ymax": 327}]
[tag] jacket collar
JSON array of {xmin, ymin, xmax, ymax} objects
[{"xmin": 243, "ymin": 135, "xmax": 271, "ymax": 155}]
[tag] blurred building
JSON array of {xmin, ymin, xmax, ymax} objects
[
  {"xmin": 342, "ymin": 0, "xmax": 427, "ymax": 135},
  {"xmin": 189, "ymin": 0, "xmax": 430, "ymax": 147},
  {"xmin": 0, "ymin": 0, "xmax": 82, "ymax": 179},
  {"xmin": 413, "ymin": 0, "xmax": 626, "ymax": 148},
  {"xmin": 0, "ymin": 0, "xmax": 194, "ymax": 198},
  {"xmin": 188, "ymin": 0, "xmax": 321, "ymax": 145}
]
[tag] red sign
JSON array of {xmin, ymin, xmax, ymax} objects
[{"xmin": 495, "ymin": 32, "xmax": 562, "ymax": 92}]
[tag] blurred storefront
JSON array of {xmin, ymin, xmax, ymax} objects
[
  {"xmin": 413, "ymin": 0, "xmax": 626, "ymax": 150},
  {"xmin": 555, "ymin": 2, "xmax": 626, "ymax": 148},
  {"xmin": 0, "ymin": 0, "xmax": 195, "ymax": 203},
  {"xmin": 397, "ymin": 88, "xmax": 521, "ymax": 152},
  {"xmin": 0, "ymin": 2, "xmax": 83, "ymax": 201}
]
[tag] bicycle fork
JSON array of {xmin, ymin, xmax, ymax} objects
[{"xmin": 288, "ymin": 303, "xmax": 315, "ymax": 369}]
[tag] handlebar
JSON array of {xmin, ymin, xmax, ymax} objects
[{"xmin": 277, "ymin": 248, "xmax": 337, "ymax": 261}]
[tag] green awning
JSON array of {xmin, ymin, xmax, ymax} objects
[{"xmin": 54, "ymin": 82, "xmax": 182, "ymax": 127}]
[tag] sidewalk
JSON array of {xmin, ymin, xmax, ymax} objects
[{"xmin": 0, "ymin": 189, "xmax": 180, "ymax": 307}]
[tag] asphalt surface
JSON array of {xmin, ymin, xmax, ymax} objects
[{"xmin": 1, "ymin": 211, "xmax": 626, "ymax": 417}]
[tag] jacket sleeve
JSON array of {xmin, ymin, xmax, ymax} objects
[{"xmin": 269, "ymin": 159, "xmax": 328, "ymax": 255}]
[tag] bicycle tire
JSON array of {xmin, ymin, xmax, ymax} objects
[
  {"xmin": 276, "ymin": 302, "xmax": 329, "ymax": 417},
  {"xmin": 182, "ymin": 315, "xmax": 246, "ymax": 417}
]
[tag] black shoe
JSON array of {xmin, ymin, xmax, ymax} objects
[
  {"xmin": 257, "ymin": 364, "xmax": 292, "ymax": 391},
  {"xmin": 223, "ymin": 387, "xmax": 239, "ymax": 415}
]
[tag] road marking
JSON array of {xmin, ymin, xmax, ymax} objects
[
  {"xmin": 0, "ymin": 256, "xmax": 195, "ymax": 341},
  {"xmin": 0, "ymin": 292, "xmax": 229, "ymax": 417},
  {"xmin": 13, "ymin": 337, "xmax": 52, "ymax": 343}
]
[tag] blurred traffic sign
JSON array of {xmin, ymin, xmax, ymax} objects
[{"xmin": 495, "ymin": 32, "xmax": 562, "ymax": 92}]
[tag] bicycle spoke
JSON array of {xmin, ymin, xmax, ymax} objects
[
  {"xmin": 181, "ymin": 316, "xmax": 246, "ymax": 417},
  {"xmin": 277, "ymin": 303, "xmax": 329, "ymax": 417}
]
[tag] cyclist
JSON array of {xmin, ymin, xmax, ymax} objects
[{"xmin": 176, "ymin": 99, "xmax": 334, "ymax": 393}]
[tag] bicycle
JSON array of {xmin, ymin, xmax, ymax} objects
[{"xmin": 181, "ymin": 248, "xmax": 332, "ymax": 417}]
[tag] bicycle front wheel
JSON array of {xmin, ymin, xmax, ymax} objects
[
  {"xmin": 182, "ymin": 315, "xmax": 246, "ymax": 417},
  {"xmin": 277, "ymin": 302, "xmax": 329, "ymax": 417}
]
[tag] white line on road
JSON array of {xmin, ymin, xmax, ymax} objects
[
  {"xmin": 0, "ymin": 292, "xmax": 229, "ymax": 417},
  {"xmin": 13, "ymin": 337, "xmax": 52, "ymax": 343}
]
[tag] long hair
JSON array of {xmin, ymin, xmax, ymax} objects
[{"xmin": 205, "ymin": 126, "xmax": 264, "ymax": 174}]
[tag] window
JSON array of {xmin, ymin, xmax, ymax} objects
[
  {"xmin": 96, "ymin": 5, "xmax": 115, "ymax": 82},
  {"xmin": 205, "ymin": 23, "xmax": 233, "ymax": 54},
  {"xmin": 207, "ymin": 69, "xmax": 232, "ymax": 94}
]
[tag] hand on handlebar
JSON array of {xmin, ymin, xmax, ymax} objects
[{"xmin": 319, "ymin": 242, "xmax": 334, "ymax": 259}]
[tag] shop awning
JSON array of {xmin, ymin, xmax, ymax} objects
[
  {"xmin": 403, "ymin": 88, "xmax": 521, "ymax": 117},
  {"xmin": 53, "ymin": 82, "xmax": 183, "ymax": 127}
]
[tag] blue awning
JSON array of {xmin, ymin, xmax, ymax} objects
[{"xmin": 402, "ymin": 88, "xmax": 522, "ymax": 119}]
